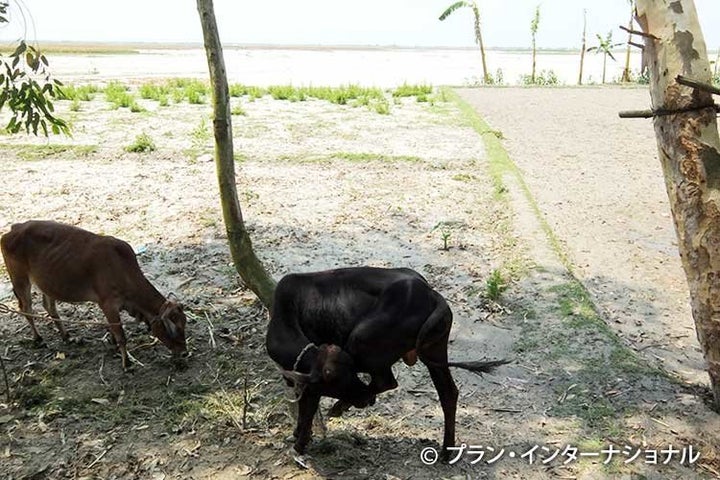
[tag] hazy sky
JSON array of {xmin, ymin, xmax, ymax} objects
[{"xmin": 5, "ymin": 0, "xmax": 720, "ymax": 49}]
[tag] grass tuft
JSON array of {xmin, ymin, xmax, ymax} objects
[{"xmin": 125, "ymin": 132, "xmax": 156, "ymax": 153}]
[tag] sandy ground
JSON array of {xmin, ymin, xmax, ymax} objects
[
  {"xmin": 0, "ymin": 85, "xmax": 718, "ymax": 479},
  {"xmin": 456, "ymin": 87, "xmax": 704, "ymax": 385}
]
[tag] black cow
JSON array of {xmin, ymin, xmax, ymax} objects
[{"xmin": 265, "ymin": 266, "xmax": 508, "ymax": 457}]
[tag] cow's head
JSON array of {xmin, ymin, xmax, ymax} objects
[
  {"xmin": 281, "ymin": 344, "xmax": 374, "ymax": 408},
  {"xmin": 151, "ymin": 298, "xmax": 188, "ymax": 357}
]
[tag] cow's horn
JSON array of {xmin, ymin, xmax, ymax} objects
[{"xmin": 280, "ymin": 369, "xmax": 312, "ymax": 385}]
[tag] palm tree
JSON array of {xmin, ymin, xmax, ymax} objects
[
  {"xmin": 439, "ymin": 1, "xmax": 489, "ymax": 84},
  {"xmin": 587, "ymin": 32, "xmax": 623, "ymax": 84},
  {"xmin": 530, "ymin": 5, "xmax": 541, "ymax": 84}
]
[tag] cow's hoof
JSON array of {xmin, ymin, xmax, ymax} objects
[
  {"xmin": 327, "ymin": 400, "xmax": 350, "ymax": 418},
  {"xmin": 293, "ymin": 442, "xmax": 308, "ymax": 456}
]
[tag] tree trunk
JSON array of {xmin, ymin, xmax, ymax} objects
[
  {"xmin": 636, "ymin": 0, "xmax": 720, "ymax": 409},
  {"xmin": 578, "ymin": 10, "xmax": 587, "ymax": 85},
  {"xmin": 471, "ymin": 4, "xmax": 489, "ymax": 84},
  {"xmin": 622, "ymin": 7, "xmax": 634, "ymax": 82},
  {"xmin": 196, "ymin": 0, "xmax": 276, "ymax": 308},
  {"xmin": 602, "ymin": 53, "xmax": 607, "ymax": 84},
  {"xmin": 531, "ymin": 37, "xmax": 537, "ymax": 84}
]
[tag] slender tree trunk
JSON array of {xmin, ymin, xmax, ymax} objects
[
  {"xmin": 196, "ymin": 0, "xmax": 276, "ymax": 308},
  {"xmin": 578, "ymin": 10, "xmax": 587, "ymax": 85},
  {"xmin": 531, "ymin": 37, "xmax": 537, "ymax": 84},
  {"xmin": 636, "ymin": 0, "xmax": 720, "ymax": 409},
  {"xmin": 602, "ymin": 53, "xmax": 607, "ymax": 84},
  {"xmin": 622, "ymin": 6, "xmax": 634, "ymax": 82},
  {"xmin": 471, "ymin": 4, "xmax": 489, "ymax": 84}
]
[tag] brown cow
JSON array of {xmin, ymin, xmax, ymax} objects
[{"xmin": 1, "ymin": 220, "xmax": 187, "ymax": 369}]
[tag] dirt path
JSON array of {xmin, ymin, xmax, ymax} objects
[{"xmin": 457, "ymin": 86, "xmax": 704, "ymax": 385}]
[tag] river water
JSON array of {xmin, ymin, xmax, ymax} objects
[{"xmin": 49, "ymin": 46, "xmax": 651, "ymax": 87}]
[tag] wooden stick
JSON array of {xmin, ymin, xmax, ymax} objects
[
  {"xmin": 676, "ymin": 75, "xmax": 720, "ymax": 96},
  {"xmin": 0, "ymin": 354, "xmax": 10, "ymax": 402},
  {"xmin": 491, "ymin": 407, "xmax": 522, "ymax": 413},
  {"xmin": 242, "ymin": 375, "xmax": 249, "ymax": 430},
  {"xmin": 629, "ymin": 41, "xmax": 645, "ymax": 50},
  {"xmin": 205, "ymin": 313, "xmax": 216, "ymax": 349},
  {"xmin": 619, "ymin": 104, "xmax": 719, "ymax": 118},
  {"xmin": 620, "ymin": 25, "xmax": 658, "ymax": 40}
]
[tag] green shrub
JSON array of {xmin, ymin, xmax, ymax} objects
[
  {"xmin": 125, "ymin": 133, "xmax": 156, "ymax": 153},
  {"xmin": 519, "ymin": 70, "xmax": 559, "ymax": 86},
  {"xmin": 373, "ymin": 100, "xmax": 390, "ymax": 115},
  {"xmin": 105, "ymin": 82, "xmax": 135, "ymax": 109},
  {"xmin": 59, "ymin": 84, "xmax": 99, "ymax": 101}
]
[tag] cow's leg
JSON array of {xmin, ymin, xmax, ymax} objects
[
  {"xmin": 420, "ymin": 331, "xmax": 458, "ymax": 460},
  {"xmin": 42, "ymin": 294, "xmax": 69, "ymax": 341},
  {"xmin": 8, "ymin": 272, "xmax": 43, "ymax": 345},
  {"xmin": 99, "ymin": 301, "xmax": 128, "ymax": 370},
  {"xmin": 426, "ymin": 364, "xmax": 458, "ymax": 459},
  {"xmin": 328, "ymin": 368, "xmax": 396, "ymax": 417},
  {"xmin": 293, "ymin": 390, "xmax": 321, "ymax": 454}
]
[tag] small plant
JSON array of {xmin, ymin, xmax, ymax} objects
[
  {"xmin": 373, "ymin": 99, "xmax": 390, "ymax": 115},
  {"xmin": 70, "ymin": 99, "xmax": 81, "ymax": 112},
  {"xmin": 125, "ymin": 132, "xmax": 156, "ymax": 153},
  {"xmin": 231, "ymin": 104, "xmax": 247, "ymax": 116},
  {"xmin": 485, "ymin": 269, "xmax": 506, "ymax": 301},
  {"xmin": 191, "ymin": 118, "xmax": 212, "ymax": 149},
  {"xmin": 587, "ymin": 31, "xmax": 623, "ymax": 84},
  {"xmin": 441, "ymin": 228, "xmax": 452, "ymax": 251},
  {"xmin": 129, "ymin": 101, "xmax": 145, "ymax": 113}
]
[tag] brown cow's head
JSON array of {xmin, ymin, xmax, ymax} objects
[
  {"xmin": 151, "ymin": 299, "xmax": 188, "ymax": 357},
  {"xmin": 282, "ymin": 344, "xmax": 374, "ymax": 408}
]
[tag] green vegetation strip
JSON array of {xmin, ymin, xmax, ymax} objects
[
  {"xmin": 446, "ymin": 87, "xmax": 571, "ymax": 270},
  {"xmin": 3, "ymin": 144, "xmax": 98, "ymax": 161},
  {"xmin": 57, "ymin": 80, "xmax": 438, "ymax": 116},
  {"xmin": 448, "ymin": 87, "xmax": 681, "ymax": 455}
]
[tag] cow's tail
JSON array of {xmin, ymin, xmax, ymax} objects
[{"xmin": 416, "ymin": 292, "xmax": 511, "ymax": 374}]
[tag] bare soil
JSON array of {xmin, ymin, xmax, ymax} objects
[{"xmin": 0, "ymin": 85, "xmax": 718, "ymax": 480}]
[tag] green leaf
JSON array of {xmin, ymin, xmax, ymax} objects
[
  {"xmin": 11, "ymin": 41, "xmax": 27, "ymax": 58},
  {"xmin": 439, "ymin": 1, "xmax": 469, "ymax": 21}
]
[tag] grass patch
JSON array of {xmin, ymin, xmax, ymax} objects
[
  {"xmin": 229, "ymin": 84, "xmax": 267, "ymax": 99},
  {"xmin": 452, "ymin": 173, "xmax": 477, "ymax": 182},
  {"xmin": 392, "ymin": 83, "xmax": 433, "ymax": 98},
  {"xmin": 9, "ymin": 144, "xmax": 98, "ymax": 161},
  {"xmin": 514, "ymin": 279, "xmax": 670, "ymax": 438},
  {"xmin": 333, "ymin": 152, "xmax": 420, "ymax": 163},
  {"xmin": 125, "ymin": 133, "xmax": 156, "ymax": 153},
  {"xmin": 447, "ymin": 87, "xmax": 570, "ymax": 270},
  {"xmin": 275, "ymin": 152, "xmax": 421, "ymax": 164},
  {"xmin": 59, "ymin": 84, "xmax": 100, "ymax": 101},
  {"xmin": 104, "ymin": 81, "xmax": 136, "ymax": 109}
]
